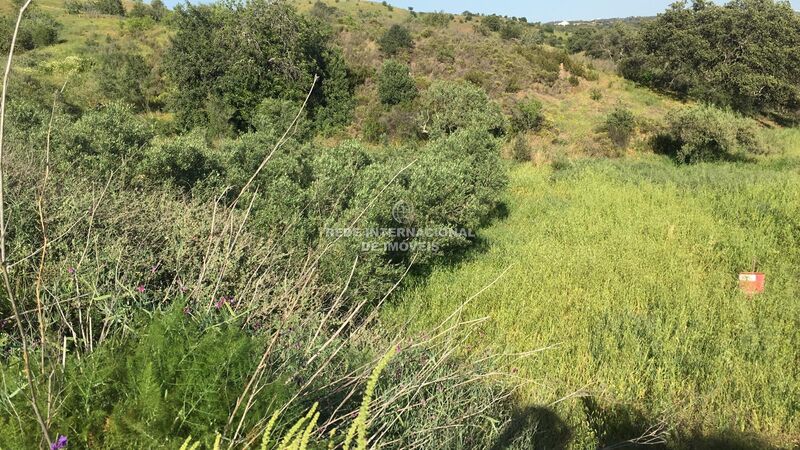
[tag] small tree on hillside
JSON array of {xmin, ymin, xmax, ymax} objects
[
  {"xmin": 418, "ymin": 81, "xmax": 506, "ymax": 138},
  {"xmin": 482, "ymin": 14, "xmax": 502, "ymax": 32},
  {"xmin": 600, "ymin": 106, "xmax": 636, "ymax": 149},
  {"xmin": 510, "ymin": 98, "xmax": 545, "ymax": 133},
  {"xmin": 378, "ymin": 60, "xmax": 417, "ymax": 105},
  {"xmin": 379, "ymin": 24, "xmax": 413, "ymax": 56}
]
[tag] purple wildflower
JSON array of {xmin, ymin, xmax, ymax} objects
[
  {"xmin": 50, "ymin": 435, "xmax": 67, "ymax": 450},
  {"xmin": 214, "ymin": 296, "xmax": 228, "ymax": 309},
  {"xmin": 67, "ymin": 267, "xmax": 75, "ymax": 275},
  {"xmin": 135, "ymin": 285, "xmax": 146, "ymax": 294}
]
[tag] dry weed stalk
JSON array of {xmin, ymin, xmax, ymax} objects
[{"xmin": 0, "ymin": 0, "xmax": 52, "ymax": 445}]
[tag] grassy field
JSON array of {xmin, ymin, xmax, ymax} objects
[{"xmin": 385, "ymin": 144, "xmax": 800, "ymax": 448}]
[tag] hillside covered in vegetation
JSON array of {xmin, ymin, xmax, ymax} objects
[{"xmin": 0, "ymin": 0, "xmax": 798, "ymax": 448}]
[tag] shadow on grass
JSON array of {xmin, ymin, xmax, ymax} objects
[
  {"xmin": 489, "ymin": 406, "xmax": 571, "ymax": 450},
  {"xmin": 581, "ymin": 397, "xmax": 784, "ymax": 450},
  {"xmin": 488, "ymin": 398, "xmax": 786, "ymax": 450},
  {"xmin": 394, "ymin": 200, "xmax": 510, "ymax": 285}
]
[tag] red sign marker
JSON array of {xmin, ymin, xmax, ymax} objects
[{"xmin": 739, "ymin": 272, "xmax": 765, "ymax": 296}]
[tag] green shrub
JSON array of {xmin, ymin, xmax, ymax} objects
[
  {"xmin": 420, "ymin": 11, "xmax": 451, "ymax": 28},
  {"xmin": 407, "ymin": 128, "xmax": 508, "ymax": 237},
  {"xmin": 464, "ymin": 70, "xmax": 488, "ymax": 88},
  {"xmin": 661, "ymin": 105, "xmax": 763, "ymax": 163},
  {"xmin": 378, "ymin": 24, "xmax": 413, "ymax": 56},
  {"xmin": 567, "ymin": 24, "xmax": 633, "ymax": 62},
  {"xmin": 165, "ymin": 1, "xmax": 352, "ymax": 132},
  {"xmin": 568, "ymin": 75, "xmax": 580, "ymax": 87},
  {"xmin": 250, "ymin": 97, "xmax": 310, "ymax": 140},
  {"xmin": 377, "ymin": 60, "xmax": 417, "ymax": 105},
  {"xmin": 0, "ymin": 305, "xmax": 296, "ymax": 449},
  {"xmin": 419, "ymin": 81, "xmax": 506, "ymax": 138},
  {"xmin": 504, "ymin": 76, "xmax": 521, "ymax": 93},
  {"xmin": 362, "ymin": 112, "xmax": 388, "ymax": 144},
  {"xmin": 91, "ymin": 0, "xmax": 125, "ymax": 15},
  {"xmin": 620, "ymin": 0, "xmax": 800, "ymax": 119},
  {"xmin": 0, "ymin": 12, "xmax": 61, "ymax": 53},
  {"xmin": 96, "ymin": 44, "xmax": 160, "ymax": 111},
  {"xmin": 59, "ymin": 102, "xmax": 154, "ymax": 177},
  {"xmin": 310, "ymin": 0, "xmax": 338, "ymax": 21},
  {"xmin": 128, "ymin": 0, "xmax": 166, "ymax": 21},
  {"xmin": 590, "ymin": 88, "xmax": 603, "ymax": 101},
  {"xmin": 511, "ymin": 136, "xmax": 531, "ymax": 162},
  {"xmin": 510, "ymin": 98, "xmax": 545, "ymax": 133},
  {"xmin": 140, "ymin": 130, "xmax": 223, "ymax": 189},
  {"xmin": 499, "ymin": 21, "xmax": 522, "ymax": 40},
  {"xmin": 514, "ymin": 45, "xmax": 588, "ymax": 86},
  {"xmin": 482, "ymin": 14, "xmax": 502, "ymax": 32},
  {"xmin": 600, "ymin": 106, "xmax": 636, "ymax": 149},
  {"xmin": 64, "ymin": 0, "xmax": 84, "ymax": 14}
]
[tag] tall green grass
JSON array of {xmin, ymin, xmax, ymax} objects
[{"xmin": 387, "ymin": 154, "xmax": 800, "ymax": 448}]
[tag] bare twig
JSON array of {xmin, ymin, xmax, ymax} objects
[{"xmin": 0, "ymin": 0, "xmax": 53, "ymax": 445}]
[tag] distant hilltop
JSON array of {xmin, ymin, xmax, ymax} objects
[
  {"xmin": 547, "ymin": 16, "xmax": 655, "ymax": 26},
  {"xmin": 544, "ymin": 16, "xmax": 655, "ymax": 27}
]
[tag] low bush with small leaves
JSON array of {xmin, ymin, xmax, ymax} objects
[
  {"xmin": 378, "ymin": 24, "xmax": 414, "ymax": 56},
  {"xmin": 660, "ymin": 105, "xmax": 763, "ymax": 163},
  {"xmin": 599, "ymin": 106, "xmax": 636, "ymax": 149},
  {"xmin": 510, "ymin": 98, "xmax": 545, "ymax": 133},
  {"xmin": 377, "ymin": 60, "xmax": 417, "ymax": 105},
  {"xmin": 511, "ymin": 136, "xmax": 531, "ymax": 162},
  {"xmin": 418, "ymin": 81, "xmax": 506, "ymax": 138}
]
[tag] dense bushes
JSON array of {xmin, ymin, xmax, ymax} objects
[
  {"xmin": 418, "ymin": 81, "xmax": 506, "ymax": 138},
  {"xmin": 0, "ymin": 94, "xmax": 514, "ymax": 446},
  {"xmin": 314, "ymin": 129, "xmax": 507, "ymax": 299},
  {"xmin": 499, "ymin": 21, "xmax": 523, "ymax": 40},
  {"xmin": 514, "ymin": 44, "xmax": 591, "ymax": 85},
  {"xmin": 659, "ymin": 105, "xmax": 762, "ymax": 163},
  {"xmin": 567, "ymin": 24, "xmax": 633, "ymax": 62},
  {"xmin": 378, "ymin": 24, "xmax": 413, "ymax": 56},
  {"xmin": 377, "ymin": 59, "xmax": 417, "ymax": 105},
  {"xmin": 482, "ymin": 14, "xmax": 503, "ymax": 32},
  {"xmin": 59, "ymin": 102, "xmax": 153, "ymax": 176},
  {"xmin": 96, "ymin": 44, "xmax": 162, "ymax": 111},
  {"xmin": 141, "ymin": 130, "xmax": 223, "ymax": 189},
  {"xmin": 420, "ymin": 11, "xmax": 452, "ymax": 28},
  {"xmin": 128, "ymin": 0, "xmax": 167, "ymax": 21},
  {"xmin": 0, "ymin": 11, "xmax": 61, "ymax": 53},
  {"xmin": 65, "ymin": 0, "xmax": 127, "ymax": 15},
  {"xmin": 164, "ymin": 0, "xmax": 353, "ymax": 133},
  {"xmin": 619, "ymin": 0, "xmax": 800, "ymax": 120},
  {"xmin": 93, "ymin": 0, "xmax": 125, "ymax": 15}
]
